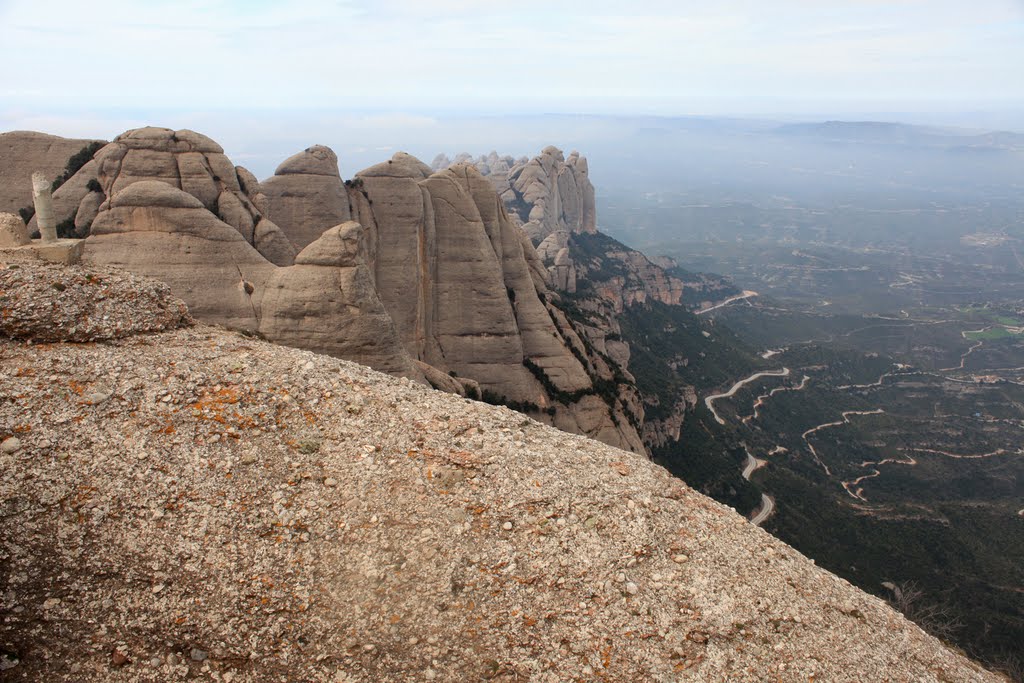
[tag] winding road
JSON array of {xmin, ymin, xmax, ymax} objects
[
  {"xmin": 740, "ymin": 448, "xmax": 775, "ymax": 526},
  {"xmin": 743, "ymin": 374, "xmax": 810, "ymax": 424},
  {"xmin": 801, "ymin": 409, "xmax": 885, "ymax": 476},
  {"xmin": 695, "ymin": 290, "xmax": 759, "ymax": 315},
  {"xmin": 703, "ymin": 370, "xmax": 791, "ymax": 526},
  {"xmin": 750, "ymin": 495, "xmax": 775, "ymax": 526},
  {"xmin": 704, "ymin": 368, "xmax": 791, "ymax": 425}
]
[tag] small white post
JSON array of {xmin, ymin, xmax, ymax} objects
[{"xmin": 32, "ymin": 172, "xmax": 57, "ymax": 243}]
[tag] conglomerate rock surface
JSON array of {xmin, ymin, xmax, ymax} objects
[
  {"xmin": 0, "ymin": 262, "xmax": 191, "ymax": 342},
  {"xmin": 0, "ymin": 264, "xmax": 1001, "ymax": 683}
]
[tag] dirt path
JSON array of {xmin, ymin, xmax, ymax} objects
[
  {"xmin": 801, "ymin": 409, "xmax": 886, "ymax": 476},
  {"xmin": 743, "ymin": 374, "xmax": 810, "ymax": 424}
]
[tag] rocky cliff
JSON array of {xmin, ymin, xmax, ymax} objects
[
  {"xmin": 435, "ymin": 147, "xmax": 763, "ymax": 497},
  {"xmin": 433, "ymin": 146, "xmax": 596, "ymax": 242},
  {"xmin": 266, "ymin": 147, "xmax": 644, "ymax": 452},
  {"xmin": 434, "ymin": 148, "xmax": 686, "ymax": 308},
  {"xmin": 0, "ymin": 263, "xmax": 1002, "ymax": 682},
  {"xmin": 38, "ymin": 127, "xmax": 296, "ymax": 265}
]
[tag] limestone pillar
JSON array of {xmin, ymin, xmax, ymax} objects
[{"xmin": 32, "ymin": 172, "xmax": 57, "ymax": 243}]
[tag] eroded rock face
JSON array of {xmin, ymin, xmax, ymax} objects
[
  {"xmin": 441, "ymin": 148, "xmax": 684, "ymax": 307},
  {"xmin": 258, "ymin": 222, "xmax": 425, "ymax": 383},
  {"xmin": 260, "ymin": 145, "xmax": 352, "ymax": 251},
  {"xmin": 352, "ymin": 153, "xmax": 435, "ymax": 358},
  {"xmin": 353, "ymin": 157, "xmax": 645, "ymax": 453},
  {"xmin": 26, "ymin": 127, "xmax": 296, "ymax": 266},
  {"xmin": 82, "ymin": 181, "xmax": 276, "ymax": 330},
  {"xmin": 435, "ymin": 146, "xmax": 597, "ymax": 243}
]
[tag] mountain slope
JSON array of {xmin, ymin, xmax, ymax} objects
[{"xmin": 0, "ymin": 262, "xmax": 1002, "ymax": 682}]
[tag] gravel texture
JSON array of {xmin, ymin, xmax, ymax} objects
[
  {"xmin": 0, "ymin": 264, "xmax": 1003, "ymax": 682},
  {"xmin": 0, "ymin": 262, "xmax": 191, "ymax": 342}
]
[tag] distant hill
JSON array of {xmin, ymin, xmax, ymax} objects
[{"xmin": 774, "ymin": 120, "xmax": 1024, "ymax": 152}]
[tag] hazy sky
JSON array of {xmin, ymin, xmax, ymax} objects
[{"xmin": 2, "ymin": 0, "xmax": 1023, "ymax": 173}]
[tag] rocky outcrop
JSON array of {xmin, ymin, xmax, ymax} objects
[
  {"xmin": 9, "ymin": 131, "xmax": 652, "ymax": 453},
  {"xmin": 260, "ymin": 145, "xmax": 352, "ymax": 251},
  {"xmin": 0, "ymin": 262, "xmax": 191, "ymax": 342},
  {"xmin": 82, "ymin": 181, "xmax": 276, "ymax": 330},
  {"xmin": 258, "ymin": 222, "xmax": 424, "ymax": 382},
  {"xmin": 0, "ymin": 131, "xmax": 104, "ymax": 215},
  {"xmin": 30, "ymin": 173, "xmax": 57, "ymax": 242},
  {"xmin": 351, "ymin": 156, "xmax": 645, "ymax": 453},
  {"xmin": 0, "ymin": 213, "xmax": 30, "ymax": 248},
  {"xmin": 448, "ymin": 148, "xmax": 684, "ymax": 307},
  {"xmin": 26, "ymin": 127, "xmax": 296, "ymax": 266},
  {"xmin": 437, "ymin": 147, "xmax": 682, "ymax": 307},
  {"xmin": 0, "ymin": 299, "xmax": 1002, "ymax": 682},
  {"xmin": 435, "ymin": 146, "xmax": 596, "ymax": 243},
  {"xmin": 572, "ymin": 232, "xmax": 685, "ymax": 311},
  {"xmin": 351, "ymin": 152, "xmax": 434, "ymax": 356}
]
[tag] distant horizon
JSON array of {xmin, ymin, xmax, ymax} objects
[
  {"xmin": 3, "ymin": 0, "xmax": 1023, "ymax": 162},
  {"xmin": 4, "ymin": 105, "xmax": 1022, "ymax": 181}
]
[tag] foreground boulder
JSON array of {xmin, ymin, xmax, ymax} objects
[
  {"xmin": 0, "ymin": 279, "xmax": 1000, "ymax": 681},
  {"xmin": 0, "ymin": 262, "xmax": 191, "ymax": 341},
  {"xmin": 0, "ymin": 212, "xmax": 30, "ymax": 248}
]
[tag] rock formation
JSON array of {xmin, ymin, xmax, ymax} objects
[
  {"xmin": 82, "ymin": 181, "xmax": 276, "ymax": 330},
  {"xmin": 260, "ymin": 145, "xmax": 352, "ymax": 251},
  {"xmin": 0, "ymin": 271, "xmax": 1003, "ymax": 682},
  {"xmin": 436, "ymin": 147, "xmax": 631, "ymax": 298},
  {"xmin": 0, "ymin": 212, "xmax": 30, "ymax": 248},
  {"xmin": 571, "ymin": 232, "xmax": 686, "ymax": 311},
  {"xmin": 0, "ymin": 131, "xmax": 104, "ymax": 215},
  {"xmin": 435, "ymin": 146, "xmax": 596, "ymax": 243},
  {"xmin": 349, "ymin": 156, "xmax": 645, "ymax": 452},
  {"xmin": 258, "ymin": 222, "xmax": 424, "ymax": 382},
  {"xmin": 5, "ymin": 130, "xmax": 666, "ymax": 453},
  {"xmin": 437, "ymin": 148, "xmax": 759, "ymax": 464},
  {"xmin": 27, "ymin": 127, "xmax": 296, "ymax": 266}
]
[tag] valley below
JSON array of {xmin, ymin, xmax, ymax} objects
[
  {"xmin": 595, "ymin": 122, "xmax": 1024, "ymax": 673},
  {"xmin": 620, "ymin": 223, "xmax": 1024, "ymax": 672}
]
